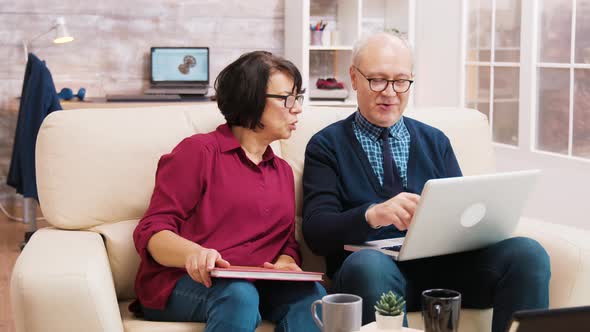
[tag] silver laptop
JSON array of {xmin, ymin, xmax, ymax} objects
[
  {"xmin": 145, "ymin": 47, "xmax": 209, "ymax": 95},
  {"xmin": 344, "ymin": 170, "xmax": 540, "ymax": 261}
]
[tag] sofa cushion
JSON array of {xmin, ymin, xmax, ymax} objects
[
  {"xmin": 119, "ymin": 300, "xmax": 275, "ymax": 332},
  {"xmin": 11, "ymin": 228, "xmax": 124, "ymax": 332},
  {"xmin": 403, "ymin": 107, "xmax": 495, "ymax": 176},
  {"xmin": 36, "ymin": 107, "xmax": 195, "ymax": 230},
  {"xmin": 36, "ymin": 104, "xmax": 281, "ymax": 230},
  {"xmin": 515, "ymin": 218, "xmax": 590, "ymax": 308},
  {"xmin": 92, "ymin": 220, "xmax": 141, "ymax": 301}
]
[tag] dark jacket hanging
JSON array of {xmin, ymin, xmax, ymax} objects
[{"xmin": 7, "ymin": 53, "xmax": 62, "ymax": 201}]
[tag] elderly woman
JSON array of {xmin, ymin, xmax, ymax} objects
[{"xmin": 133, "ymin": 51, "xmax": 326, "ymax": 332}]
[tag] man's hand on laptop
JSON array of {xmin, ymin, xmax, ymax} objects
[{"xmin": 366, "ymin": 193, "xmax": 420, "ymax": 230}]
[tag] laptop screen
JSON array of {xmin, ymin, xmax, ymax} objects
[{"xmin": 151, "ymin": 47, "xmax": 209, "ymax": 83}]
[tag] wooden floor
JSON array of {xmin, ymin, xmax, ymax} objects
[{"xmin": 0, "ymin": 212, "xmax": 48, "ymax": 332}]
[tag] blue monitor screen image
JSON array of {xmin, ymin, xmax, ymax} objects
[{"xmin": 151, "ymin": 48, "xmax": 209, "ymax": 82}]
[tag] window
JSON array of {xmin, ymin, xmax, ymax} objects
[
  {"xmin": 465, "ymin": 0, "xmax": 522, "ymax": 146},
  {"xmin": 537, "ymin": 0, "xmax": 590, "ymax": 158},
  {"xmin": 464, "ymin": 0, "xmax": 590, "ymax": 160}
]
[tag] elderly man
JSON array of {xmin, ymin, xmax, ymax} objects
[{"xmin": 302, "ymin": 32, "xmax": 550, "ymax": 332}]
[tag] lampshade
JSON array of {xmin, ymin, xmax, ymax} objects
[
  {"xmin": 22, "ymin": 16, "xmax": 74, "ymax": 62},
  {"xmin": 53, "ymin": 17, "xmax": 74, "ymax": 44}
]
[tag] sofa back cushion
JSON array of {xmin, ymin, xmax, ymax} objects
[
  {"xmin": 36, "ymin": 104, "xmax": 281, "ymax": 230},
  {"xmin": 92, "ymin": 220, "xmax": 140, "ymax": 300}
]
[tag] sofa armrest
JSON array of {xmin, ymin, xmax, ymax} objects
[
  {"xmin": 514, "ymin": 218, "xmax": 590, "ymax": 308},
  {"xmin": 11, "ymin": 228, "xmax": 124, "ymax": 332}
]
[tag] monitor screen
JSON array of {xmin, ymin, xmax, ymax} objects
[{"xmin": 151, "ymin": 47, "xmax": 209, "ymax": 83}]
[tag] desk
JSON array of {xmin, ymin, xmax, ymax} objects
[
  {"xmin": 60, "ymin": 98, "xmax": 215, "ymax": 110},
  {"xmin": 361, "ymin": 322, "xmax": 422, "ymax": 331}
]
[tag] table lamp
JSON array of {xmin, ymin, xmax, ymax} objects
[{"xmin": 22, "ymin": 17, "xmax": 74, "ymax": 62}]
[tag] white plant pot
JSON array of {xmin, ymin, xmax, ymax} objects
[{"xmin": 375, "ymin": 312, "xmax": 403, "ymax": 331}]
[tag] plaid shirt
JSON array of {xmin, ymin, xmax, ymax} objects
[{"xmin": 352, "ymin": 111, "xmax": 411, "ymax": 188}]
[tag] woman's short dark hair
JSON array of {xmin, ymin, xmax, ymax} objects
[{"xmin": 215, "ymin": 51, "xmax": 303, "ymax": 130}]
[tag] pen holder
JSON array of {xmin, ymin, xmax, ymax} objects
[{"xmin": 311, "ymin": 30, "xmax": 323, "ymax": 46}]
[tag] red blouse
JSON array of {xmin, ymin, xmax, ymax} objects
[{"xmin": 133, "ymin": 124, "xmax": 300, "ymax": 309}]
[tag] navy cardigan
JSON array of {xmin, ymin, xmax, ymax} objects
[
  {"xmin": 302, "ymin": 113, "xmax": 463, "ymax": 277},
  {"xmin": 7, "ymin": 53, "xmax": 62, "ymax": 200}
]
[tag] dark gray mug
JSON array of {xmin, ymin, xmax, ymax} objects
[
  {"xmin": 311, "ymin": 293, "xmax": 363, "ymax": 332},
  {"xmin": 422, "ymin": 289, "xmax": 461, "ymax": 332}
]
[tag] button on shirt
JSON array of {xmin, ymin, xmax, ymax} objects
[
  {"xmin": 133, "ymin": 124, "xmax": 300, "ymax": 309},
  {"xmin": 352, "ymin": 111, "xmax": 411, "ymax": 188}
]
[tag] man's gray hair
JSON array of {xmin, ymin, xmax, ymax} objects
[{"xmin": 351, "ymin": 31, "xmax": 414, "ymax": 68}]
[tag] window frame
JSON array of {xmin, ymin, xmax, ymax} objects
[
  {"xmin": 462, "ymin": 0, "xmax": 522, "ymax": 149},
  {"xmin": 461, "ymin": 0, "xmax": 590, "ymax": 163}
]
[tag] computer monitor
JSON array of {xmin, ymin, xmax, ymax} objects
[{"xmin": 150, "ymin": 47, "xmax": 209, "ymax": 85}]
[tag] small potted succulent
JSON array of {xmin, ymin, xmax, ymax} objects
[{"xmin": 374, "ymin": 291, "xmax": 405, "ymax": 330}]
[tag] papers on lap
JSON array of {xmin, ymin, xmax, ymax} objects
[{"xmin": 210, "ymin": 266, "xmax": 323, "ymax": 282}]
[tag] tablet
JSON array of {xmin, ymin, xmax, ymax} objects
[{"xmin": 507, "ymin": 306, "xmax": 590, "ymax": 332}]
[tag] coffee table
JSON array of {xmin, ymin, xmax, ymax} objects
[{"xmin": 360, "ymin": 322, "xmax": 423, "ymax": 331}]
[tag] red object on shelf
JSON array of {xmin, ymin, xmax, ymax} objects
[{"xmin": 316, "ymin": 78, "xmax": 345, "ymax": 90}]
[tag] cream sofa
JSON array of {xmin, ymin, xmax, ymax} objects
[{"xmin": 11, "ymin": 103, "xmax": 590, "ymax": 332}]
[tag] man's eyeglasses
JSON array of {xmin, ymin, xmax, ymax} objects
[
  {"xmin": 266, "ymin": 94, "xmax": 305, "ymax": 109},
  {"xmin": 354, "ymin": 66, "xmax": 414, "ymax": 93}
]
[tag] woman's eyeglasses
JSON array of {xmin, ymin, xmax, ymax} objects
[{"xmin": 266, "ymin": 94, "xmax": 305, "ymax": 109}]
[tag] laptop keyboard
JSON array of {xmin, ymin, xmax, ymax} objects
[{"xmin": 381, "ymin": 245, "xmax": 403, "ymax": 252}]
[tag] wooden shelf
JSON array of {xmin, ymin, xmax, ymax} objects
[
  {"xmin": 309, "ymin": 45, "xmax": 353, "ymax": 51},
  {"xmin": 310, "ymin": 99, "xmax": 357, "ymax": 107},
  {"xmin": 466, "ymin": 98, "xmax": 519, "ymax": 104}
]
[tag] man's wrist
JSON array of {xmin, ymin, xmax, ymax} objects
[{"xmin": 365, "ymin": 204, "xmax": 381, "ymax": 229}]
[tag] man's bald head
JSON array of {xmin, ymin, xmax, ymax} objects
[
  {"xmin": 349, "ymin": 32, "xmax": 414, "ymax": 127},
  {"xmin": 352, "ymin": 32, "xmax": 414, "ymax": 69}
]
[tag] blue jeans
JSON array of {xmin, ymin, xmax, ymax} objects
[
  {"xmin": 142, "ymin": 274, "xmax": 327, "ymax": 332},
  {"xmin": 331, "ymin": 237, "xmax": 550, "ymax": 332}
]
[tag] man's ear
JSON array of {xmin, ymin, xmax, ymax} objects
[{"xmin": 349, "ymin": 65, "xmax": 357, "ymax": 91}]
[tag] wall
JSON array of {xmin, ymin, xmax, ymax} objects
[
  {"xmin": 413, "ymin": 0, "xmax": 463, "ymax": 108},
  {"xmin": 495, "ymin": 148, "xmax": 590, "ymax": 230},
  {"xmin": 0, "ymin": 0, "xmax": 285, "ymax": 208}
]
